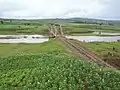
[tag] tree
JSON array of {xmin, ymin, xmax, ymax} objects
[
  {"xmin": 0, "ymin": 21, "xmax": 4, "ymax": 24},
  {"xmin": 10, "ymin": 20, "xmax": 12, "ymax": 22}
]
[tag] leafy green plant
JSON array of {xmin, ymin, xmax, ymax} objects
[{"xmin": 0, "ymin": 53, "xmax": 120, "ymax": 90}]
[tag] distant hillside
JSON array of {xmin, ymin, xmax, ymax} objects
[
  {"xmin": 1, "ymin": 17, "xmax": 120, "ymax": 25},
  {"xmin": 38, "ymin": 18, "xmax": 120, "ymax": 25},
  {"xmin": 64, "ymin": 18, "xmax": 120, "ymax": 25}
]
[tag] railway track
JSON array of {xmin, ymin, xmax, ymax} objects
[
  {"xmin": 49, "ymin": 24, "xmax": 115, "ymax": 68},
  {"xmin": 59, "ymin": 37, "xmax": 114, "ymax": 68}
]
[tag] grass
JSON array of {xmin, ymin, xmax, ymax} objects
[
  {"xmin": 0, "ymin": 25, "xmax": 34, "ymax": 29},
  {"xmin": 81, "ymin": 41, "xmax": 120, "ymax": 68},
  {"xmin": 68, "ymin": 39, "xmax": 120, "ymax": 68},
  {"xmin": 0, "ymin": 24, "xmax": 48, "ymax": 35},
  {"xmin": 1, "ymin": 22, "xmax": 120, "ymax": 35},
  {"xmin": 0, "ymin": 53, "xmax": 120, "ymax": 90},
  {"xmin": 82, "ymin": 42, "xmax": 120, "ymax": 56},
  {"xmin": 62, "ymin": 23, "xmax": 120, "ymax": 36},
  {"xmin": 0, "ymin": 39, "xmax": 71, "ymax": 57}
]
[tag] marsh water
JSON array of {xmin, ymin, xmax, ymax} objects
[
  {"xmin": 0, "ymin": 35, "xmax": 49, "ymax": 43},
  {"xmin": 66, "ymin": 36, "xmax": 120, "ymax": 42}
]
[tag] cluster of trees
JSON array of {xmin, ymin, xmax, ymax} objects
[
  {"xmin": 0, "ymin": 20, "xmax": 12, "ymax": 24},
  {"xmin": 0, "ymin": 21, "xmax": 4, "ymax": 24},
  {"xmin": 73, "ymin": 21, "xmax": 114, "ymax": 26}
]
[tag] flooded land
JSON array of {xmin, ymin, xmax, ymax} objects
[{"xmin": 0, "ymin": 35, "xmax": 49, "ymax": 43}]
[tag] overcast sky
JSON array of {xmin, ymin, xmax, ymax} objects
[{"xmin": 0, "ymin": 0, "xmax": 119, "ymax": 20}]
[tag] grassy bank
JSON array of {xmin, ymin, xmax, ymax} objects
[
  {"xmin": 81, "ymin": 41, "xmax": 120, "ymax": 68},
  {"xmin": 82, "ymin": 42, "xmax": 120, "ymax": 56},
  {"xmin": 0, "ymin": 39, "xmax": 71, "ymax": 57}
]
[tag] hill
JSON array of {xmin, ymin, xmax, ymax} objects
[{"xmin": 1, "ymin": 17, "xmax": 120, "ymax": 25}]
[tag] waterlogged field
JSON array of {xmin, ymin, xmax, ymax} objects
[{"xmin": 0, "ymin": 53, "xmax": 120, "ymax": 90}]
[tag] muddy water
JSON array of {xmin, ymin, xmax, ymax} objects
[
  {"xmin": 66, "ymin": 36, "xmax": 120, "ymax": 42},
  {"xmin": 1, "ymin": 35, "xmax": 120, "ymax": 43},
  {"xmin": 0, "ymin": 35, "xmax": 49, "ymax": 43}
]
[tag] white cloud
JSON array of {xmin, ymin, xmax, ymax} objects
[{"xmin": 0, "ymin": 0, "xmax": 119, "ymax": 19}]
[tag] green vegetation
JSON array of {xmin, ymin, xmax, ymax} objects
[
  {"xmin": 0, "ymin": 24, "xmax": 48, "ymax": 35},
  {"xmin": 0, "ymin": 25, "xmax": 33, "ymax": 29},
  {"xmin": 1, "ymin": 19, "xmax": 120, "ymax": 36},
  {"xmin": 82, "ymin": 42, "xmax": 120, "ymax": 56},
  {"xmin": 0, "ymin": 53, "xmax": 120, "ymax": 90},
  {"xmin": 62, "ymin": 23, "xmax": 120, "ymax": 36},
  {"xmin": 0, "ymin": 19, "xmax": 120, "ymax": 89},
  {"xmin": 0, "ymin": 39, "xmax": 71, "ymax": 57},
  {"xmin": 81, "ymin": 41, "xmax": 120, "ymax": 68}
]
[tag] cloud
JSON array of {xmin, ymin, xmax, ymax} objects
[
  {"xmin": 99, "ymin": 0, "xmax": 120, "ymax": 19},
  {"xmin": 0, "ymin": 0, "xmax": 119, "ymax": 19}
]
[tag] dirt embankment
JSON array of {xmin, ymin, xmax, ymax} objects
[{"xmin": 103, "ymin": 52, "xmax": 120, "ymax": 69}]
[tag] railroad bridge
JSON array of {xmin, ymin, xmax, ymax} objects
[{"xmin": 48, "ymin": 24, "xmax": 64, "ymax": 38}]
